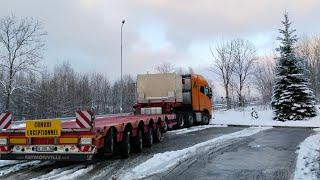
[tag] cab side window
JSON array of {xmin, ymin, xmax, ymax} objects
[{"xmin": 204, "ymin": 87, "xmax": 209, "ymax": 95}]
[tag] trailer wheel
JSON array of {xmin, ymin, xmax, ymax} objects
[
  {"xmin": 153, "ymin": 127, "xmax": 162, "ymax": 143},
  {"xmin": 133, "ymin": 129, "xmax": 143, "ymax": 153},
  {"xmin": 175, "ymin": 114, "xmax": 185, "ymax": 129},
  {"xmin": 120, "ymin": 131, "xmax": 131, "ymax": 158},
  {"xmin": 202, "ymin": 114, "xmax": 210, "ymax": 125},
  {"xmin": 104, "ymin": 129, "xmax": 115, "ymax": 155},
  {"xmin": 162, "ymin": 120, "xmax": 168, "ymax": 133},
  {"xmin": 144, "ymin": 128, "xmax": 153, "ymax": 147}
]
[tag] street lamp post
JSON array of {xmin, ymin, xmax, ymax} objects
[{"xmin": 120, "ymin": 19, "xmax": 125, "ymax": 113}]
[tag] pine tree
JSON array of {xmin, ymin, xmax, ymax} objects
[{"xmin": 272, "ymin": 13, "xmax": 317, "ymax": 121}]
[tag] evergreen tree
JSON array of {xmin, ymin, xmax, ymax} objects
[{"xmin": 272, "ymin": 13, "xmax": 317, "ymax": 121}]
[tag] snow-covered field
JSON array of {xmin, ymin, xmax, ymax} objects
[
  {"xmin": 120, "ymin": 127, "xmax": 271, "ymax": 179},
  {"xmin": 294, "ymin": 128, "xmax": 320, "ymax": 180},
  {"xmin": 213, "ymin": 106, "xmax": 320, "ymax": 127}
]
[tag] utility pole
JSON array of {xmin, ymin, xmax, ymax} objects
[{"xmin": 120, "ymin": 19, "xmax": 125, "ymax": 113}]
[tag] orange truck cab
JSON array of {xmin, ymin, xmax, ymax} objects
[{"xmin": 175, "ymin": 74, "xmax": 213, "ymax": 127}]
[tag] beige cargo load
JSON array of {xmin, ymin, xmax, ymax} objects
[{"xmin": 137, "ymin": 73, "xmax": 183, "ymax": 103}]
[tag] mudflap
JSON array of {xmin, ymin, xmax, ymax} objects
[{"xmin": 0, "ymin": 153, "xmax": 94, "ymax": 161}]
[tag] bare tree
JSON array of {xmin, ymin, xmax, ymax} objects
[
  {"xmin": 0, "ymin": 15, "xmax": 46, "ymax": 110},
  {"xmin": 155, "ymin": 62, "xmax": 175, "ymax": 73},
  {"xmin": 232, "ymin": 39, "xmax": 256, "ymax": 107},
  {"xmin": 297, "ymin": 36, "xmax": 320, "ymax": 101},
  {"xmin": 253, "ymin": 56, "xmax": 276, "ymax": 105},
  {"xmin": 211, "ymin": 41, "xmax": 235, "ymax": 109}
]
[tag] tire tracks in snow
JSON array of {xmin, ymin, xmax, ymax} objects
[
  {"xmin": 0, "ymin": 160, "xmax": 54, "ymax": 178},
  {"xmin": 120, "ymin": 127, "xmax": 271, "ymax": 179}
]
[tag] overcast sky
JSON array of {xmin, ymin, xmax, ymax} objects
[{"xmin": 1, "ymin": 0, "xmax": 320, "ymax": 81}]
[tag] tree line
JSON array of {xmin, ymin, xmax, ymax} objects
[{"xmin": 0, "ymin": 62, "xmax": 136, "ymax": 120}]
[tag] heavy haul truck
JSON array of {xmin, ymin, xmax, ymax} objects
[{"xmin": 0, "ymin": 73, "xmax": 212, "ymax": 161}]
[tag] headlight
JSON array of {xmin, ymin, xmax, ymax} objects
[
  {"xmin": 80, "ymin": 138, "xmax": 92, "ymax": 145},
  {"xmin": 0, "ymin": 138, "xmax": 8, "ymax": 145}
]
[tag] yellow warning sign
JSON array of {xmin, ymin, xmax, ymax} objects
[{"xmin": 26, "ymin": 119, "xmax": 61, "ymax": 137}]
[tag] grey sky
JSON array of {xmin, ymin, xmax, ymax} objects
[{"xmin": 1, "ymin": 0, "xmax": 320, "ymax": 81}]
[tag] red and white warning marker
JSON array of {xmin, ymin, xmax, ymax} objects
[
  {"xmin": 76, "ymin": 110, "xmax": 94, "ymax": 128},
  {"xmin": 0, "ymin": 112, "xmax": 12, "ymax": 129}
]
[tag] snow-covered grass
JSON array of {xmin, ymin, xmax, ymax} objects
[
  {"xmin": 120, "ymin": 127, "xmax": 271, "ymax": 179},
  {"xmin": 213, "ymin": 106, "xmax": 320, "ymax": 127},
  {"xmin": 293, "ymin": 128, "xmax": 320, "ymax": 180}
]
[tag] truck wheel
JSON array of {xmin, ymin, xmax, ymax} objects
[
  {"xmin": 185, "ymin": 113, "xmax": 195, "ymax": 127},
  {"xmin": 120, "ymin": 131, "xmax": 131, "ymax": 158},
  {"xmin": 202, "ymin": 114, "xmax": 210, "ymax": 125},
  {"xmin": 175, "ymin": 114, "xmax": 185, "ymax": 129},
  {"xmin": 153, "ymin": 127, "xmax": 162, "ymax": 143},
  {"xmin": 104, "ymin": 129, "xmax": 115, "ymax": 155},
  {"xmin": 133, "ymin": 129, "xmax": 143, "ymax": 153},
  {"xmin": 144, "ymin": 128, "xmax": 153, "ymax": 147}
]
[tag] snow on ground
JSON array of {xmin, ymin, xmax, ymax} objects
[
  {"xmin": 0, "ymin": 160, "xmax": 20, "ymax": 168},
  {"xmin": 32, "ymin": 164, "xmax": 95, "ymax": 180},
  {"xmin": 168, "ymin": 124, "xmax": 227, "ymax": 135},
  {"xmin": 0, "ymin": 160, "xmax": 52, "ymax": 176},
  {"xmin": 213, "ymin": 106, "xmax": 320, "ymax": 127},
  {"xmin": 120, "ymin": 127, "xmax": 271, "ymax": 180},
  {"xmin": 293, "ymin": 128, "xmax": 320, "ymax": 180}
]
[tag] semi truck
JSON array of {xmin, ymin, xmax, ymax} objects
[{"xmin": 0, "ymin": 73, "xmax": 212, "ymax": 161}]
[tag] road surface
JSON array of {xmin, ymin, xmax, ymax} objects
[
  {"xmin": 0, "ymin": 127, "xmax": 315, "ymax": 180},
  {"xmin": 161, "ymin": 128, "xmax": 313, "ymax": 180}
]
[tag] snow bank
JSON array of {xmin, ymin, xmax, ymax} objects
[
  {"xmin": 121, "ymin": 127, "xmax": 271, "ymax": 179},
  {"xmin": 293, "ymin": 129, "xmax": 320, "ymax": 180},
  {"xmin": 214, "ymin": 106, "xmax": 320, "ymax": 127}
]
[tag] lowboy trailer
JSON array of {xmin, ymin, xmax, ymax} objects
[{"xmin": 0, "ymin": 111, "xmax": 175, "ymax": 161}]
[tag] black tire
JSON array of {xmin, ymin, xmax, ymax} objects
[
  {"xmin": 104, "ymin": 129, "xmax": 115, "ymax": 156},
  {"xmin": 153, "ymin": 127, "xmax": 162, "ymax": 143},
  {"xmin": 144, "ymin": 128, "xmax": 153, "ymax": 147},
  {"xmin": 133, "ymin": 129, "xmax": 143, "ymax": 153},
  {"xmin": 162, "ymin": 120, "xmax": 168, "ymax": 133},
  {"xmin": 175, "ymin": 113, "xmax": 185, "ymax": 129},
  {"xmin": 185, "ymin": 113, "xmax": 195, "ymax": 127},
  {"xmin": 202, "ymin": 114, "xmax": 210, "ymax": 125},
  {"xmin": 120, "ymin": 131, "xmax": 131, "ymax": 158}
]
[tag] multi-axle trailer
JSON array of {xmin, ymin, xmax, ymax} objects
[
  {"xmin": 0, "ymin": 111, "xmax": 175, "ymax": 161},
  {"xmin": 0, "ymin": 73, "xmax": 213, "ymax": 161}
]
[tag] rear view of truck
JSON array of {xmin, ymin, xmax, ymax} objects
[
  {"xmin": 0, "ymin": 108, "xmax": 174, "ymax": 161},
  {"xmin": 134, "ymin": 73, "xmax": 213, "ymax": 129}
]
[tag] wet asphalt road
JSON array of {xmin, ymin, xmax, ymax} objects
[
  {"xmin": 0, "ymin": 126, "xmax": 244, "ymax": 180},
  {"xmin": 163, "ymin": 128, "xmax": 314, "ymax": 180},
  {"xmin": 0, "ymin": 127, "xmax": 315, "ymax": 180}
]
